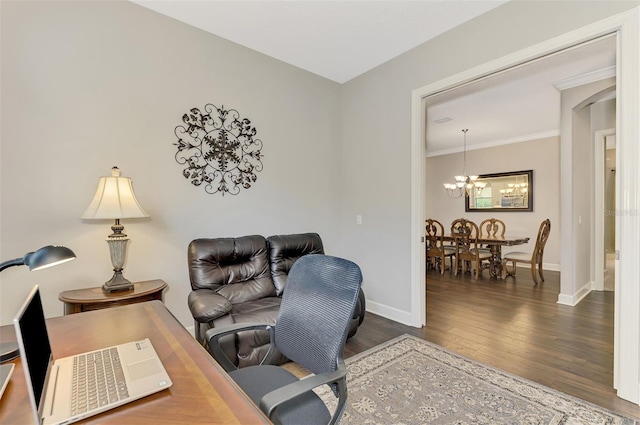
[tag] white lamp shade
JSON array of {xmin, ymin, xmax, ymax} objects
[{"xmin": 81, "ymin": 168, "xmax": 149, "ymax": 219}]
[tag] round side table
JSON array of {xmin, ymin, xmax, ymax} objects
[{"xmin": 58, "ymin": 279, "xmax": 167, "ymax": 315}]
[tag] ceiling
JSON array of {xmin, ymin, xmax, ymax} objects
[
  {"xmin": 131, "ymin": 0, "xmax": 508, "ymax": 83},
  {"xmin": 131, "ymin": 1, "xmax": 617, "ymax": 153},
  {"xmin": 425, "ymin": 35, "xmax": 616, "ymax": 155}
]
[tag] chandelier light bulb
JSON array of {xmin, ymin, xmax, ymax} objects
[{"xmin": 444, "ymin": 129, "xmax": 479, "ymax": 199}]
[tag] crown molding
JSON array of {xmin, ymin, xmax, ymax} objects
[
  {"xmin": 425, "ymin": 130, "xmax": 560, "ymax": 157},
  {"xmin": 553, "ymin": 66, "xmax": 616, "ymax": 90}
]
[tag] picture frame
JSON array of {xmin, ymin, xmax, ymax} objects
[{"xmin": 465, "ymin": 170, "xmax": 533, "ymax": 212}]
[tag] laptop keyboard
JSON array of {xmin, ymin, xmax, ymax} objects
[{"xmin": 71, "ymin": 348, "xmax": 129, "ymax": 415}]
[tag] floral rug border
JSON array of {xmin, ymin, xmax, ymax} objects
[{"xmin": 323, "ymin": 334, "xmax": 637, "ymax": 425}]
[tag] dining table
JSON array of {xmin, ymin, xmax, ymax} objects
[{"xmin": 443, "ymin": 233, "xmax": 530, "ymax": 279}]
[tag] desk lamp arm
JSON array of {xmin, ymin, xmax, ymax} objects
[{"xmin": 0, "ymin": 257, "xmax": 28, "ymax": 272}]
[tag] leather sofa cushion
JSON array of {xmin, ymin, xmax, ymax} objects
[
  {"xmin": 267, "ymin": 233, "xmax": 324, "ymax": 295},
  {"xmin": 188, "ymin": 235, "xmax": 276, "ymax": 304},
  {"xmin": 230, "ymin": 297, "xmax": 284, "ymax": 368}
]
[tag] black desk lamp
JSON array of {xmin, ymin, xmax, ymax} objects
[{"xmin": 0, "ymin": 245, "xmax": 76, "ymax": 362}]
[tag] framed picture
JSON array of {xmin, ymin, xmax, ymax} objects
[{"xmin": 465, "ymin": 170, "xmax": 533, "ymax": 212}]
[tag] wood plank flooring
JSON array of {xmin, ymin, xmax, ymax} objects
[{"xmin": 343, "ymin": 266, "xmax": 640, "ymax": 420}]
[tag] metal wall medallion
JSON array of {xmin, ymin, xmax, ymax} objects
[{"xmin": 173, "ymin": 104, "xmax": 263, "ymax": 196}]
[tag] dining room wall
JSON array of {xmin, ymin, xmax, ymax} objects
[{"xmin": 425, "ymin": 136, "xmax": 561, "ymax": 270}]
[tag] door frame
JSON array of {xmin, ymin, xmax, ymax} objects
[
  {"xmin": 594, "ymin": 127, "xmax": 616, "ymax": 292},
  {"xmin": 410, "ymin": 9, "xmax": 639, "ymax": 403}
]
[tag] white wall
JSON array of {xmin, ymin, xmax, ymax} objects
[
  {"xmin": 425, "ymin": 137, "xmax": 561, "ymax": 270},
  {"xmin": 559, "ymin": 78, "xmax": 615, "ymax": 304},
  {"xmin": 0, "ymin": 1, "xmax": 342, "ymax": 327}
]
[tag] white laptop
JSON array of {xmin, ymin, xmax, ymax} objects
[{"xmin": 13, "ymin": 286, "xmax": 172, "ymax": 425}]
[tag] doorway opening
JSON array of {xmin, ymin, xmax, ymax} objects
[
  {"xmin": 410, "ymin": 9, "xmax": 640, "ymax": 404},
  {"xmin": 595, "ymin": 127, "xmax": 617, "ymax": 292}
]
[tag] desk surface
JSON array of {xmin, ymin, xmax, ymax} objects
[{"xmin": 0, "ymin": 301, "xmax": 270, "ymax": 425}]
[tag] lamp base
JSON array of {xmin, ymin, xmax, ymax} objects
[
  {"xmin": 103, "ymin": 270, "xmax": 134, "ymax": 293},
  {"xmin": 0, "ymin": 341, "xmax": 20, "ymax": 363}
]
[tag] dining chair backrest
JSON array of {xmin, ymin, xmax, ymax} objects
[
  {"xmin": 479, "ymin": 218, "xmax": 506, "ymax": 239},
  {"xmin": 504, "ymin": 218, "xmax": 551, "ymax": 284},
  {"xmin": 533, "ymin": 219, "xmax": 551, "ymax": 264},
  {"xmin": 425, "ymin": 219, "xmax": 446, "ymax": 253},
  {"xmin": 426, "ymin": 219, "xmax": 455, "ymax": 275},
  {"xmin": 450, "ymin": 218, "xmax": 492, "ymax": 280},
  {"xmin": 450, "ymin": 218, "xmax": 480, "ymax": 255}
]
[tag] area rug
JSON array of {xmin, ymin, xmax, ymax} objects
[{"xmin": 316, "ymin": 334, "xmax": 637, "ymax": 425}]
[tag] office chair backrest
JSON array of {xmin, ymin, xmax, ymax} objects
[{"xmin": 274, "ymin": 254, "xmax": 362, "ymax": 381}]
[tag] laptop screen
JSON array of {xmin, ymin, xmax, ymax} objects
[{"xmin": 14, "ymin": 286, "xmax": 53, "ymax": 412}]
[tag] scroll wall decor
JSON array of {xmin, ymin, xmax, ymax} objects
[{"xmin": 173, "ymin": 104, "xmax": 264, "ymax": 196}]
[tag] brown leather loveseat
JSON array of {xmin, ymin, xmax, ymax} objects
[{"xmin": 187, "ymin": 233, "xmax": 366, "ymax": 368}]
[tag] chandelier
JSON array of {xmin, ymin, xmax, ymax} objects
[{"xmin": 443, "ymin": 129, "xmax": 485, "ymax": 199}]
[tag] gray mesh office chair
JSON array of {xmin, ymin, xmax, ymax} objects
[{"xmin": 206, "ymin": 254, "xmax": 363, "ymax": 425}]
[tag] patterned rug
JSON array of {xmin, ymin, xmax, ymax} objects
[{"xmin": 316, "ymin": 334, "xmax": 637, "ymax": 425}]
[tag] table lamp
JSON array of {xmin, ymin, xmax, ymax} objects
[
  {"xmin": 81, "ymin": 167, "xmax": 149, "ymax": 293},
  {"xmin": 0, "ymin": 245, "xmax": 76, "ymax": 363}
]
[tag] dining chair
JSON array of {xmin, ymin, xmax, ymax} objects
[
  {"xmin": 478, "ymin": 217, "xmax": 507, "ymax": 254},
  {"xmin": 450, "ymin": 218, "xmax": 492, "ymax": 280},
  {"xmin": 477, "ymin": 218, "xmax": 507, "ymax": 269},
  {"xmin": 425, "ymin": 219, "xmax": 455, "ymax": 274},
  {"xmin": 479, "ymin": 218, "xmax": 506, "ymax": 238},
  {"xmin": 503, "ymin": 219, "xmax": 551, "ymax": 284}
]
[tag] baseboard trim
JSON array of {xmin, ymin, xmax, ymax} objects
[
  {"xmin": 365, "ymin": 300, "xmax": 416, "ymax": 327},
  {"xmin": 185, "ymin": 325, "xmax": 195, "ymax": 338},
  {"xmin": 557, "ymin": 281, "xmax": 593, "ymax": 306}
]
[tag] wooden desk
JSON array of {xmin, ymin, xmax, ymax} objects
[
  {"xmin": 444, "ymin": 234, "xmax": 530, "ymax": 278},
  {"xmin": 59, "ymin": 279, "xmax": 167, "ymax": 315},
  {"xmin": 0, "ymin": 301, "xmax": 270, "ymax": 425}
]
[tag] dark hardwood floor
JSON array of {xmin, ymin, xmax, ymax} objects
[{"xmin": 344, "ymin": 266, "xmax": 640, "ymax": 420}]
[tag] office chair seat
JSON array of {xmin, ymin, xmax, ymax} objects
[{"xmin": 230, "ymin": 365, "xmax": 331, "ymax": 425}]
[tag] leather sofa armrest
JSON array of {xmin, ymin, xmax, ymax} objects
[
  {"xmin": 205, "ymin": 322, "xmax": 275, "ymax": 372},
  {"xmin": 188, "ymin": 289, "xmax": 232, "ymax": 323}
]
